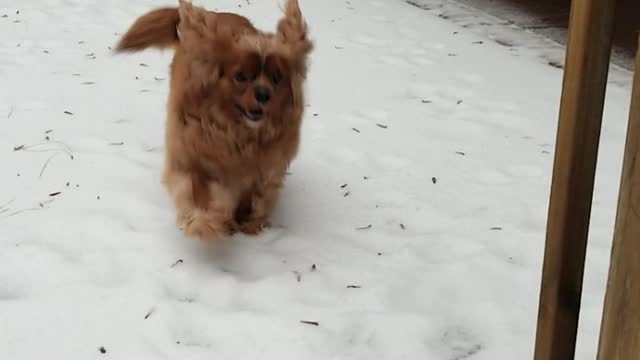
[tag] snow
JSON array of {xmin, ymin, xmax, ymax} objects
[
  {"xmin": 0, "ymin": 0, "xmax": 633, "ymax": 359},
  {"xmin": 404, "ymin": 0, "xmax": 635, "ymax": 84}
]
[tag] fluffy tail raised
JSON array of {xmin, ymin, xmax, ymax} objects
[{"xmin": 115, "ymin": 7, "xmax": 180, "ymax": 52}]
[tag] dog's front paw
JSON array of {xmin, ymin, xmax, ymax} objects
[
  {"xmin": 176, "ymin": 207, "xmax": 195, "ymax": 227},
  {"xmin": 237, "ymin": 217, "xmax": 271, "ymax": 236},
  {"xmin": 183, "ymin": 209, "xmax": 232, "ymax": 241}
]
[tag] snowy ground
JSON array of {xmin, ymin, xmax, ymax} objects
[
  {"xmin": 0, "ymin": 0, "xmax": 633, "ymax": 359},
  {"xmin": 404, "ymin": 0, "xmax": 636, "ymax": 78},
  {"xmin": 405, "ymin": 0, "xmax": 637, "ymax": 71}
]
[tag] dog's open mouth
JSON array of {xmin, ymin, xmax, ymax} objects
[{"xmin": 234, "ymin": 104, "xmax": 264, "ymax": 122}]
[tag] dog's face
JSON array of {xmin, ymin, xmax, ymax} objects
[
  {"xmin": 116, "ymin": 0, "xmax": 312, "ymax": 131},
  {"xmin": 225, "ymin": 51, "xmax": 293, "ymax": 127},
  {"xmin": 199, "ymin": 44, "xmax": 303, "ymax": 128},
  {"xmin": 174, "ymin": 1, "xmax": 311, "ymax": 131}
]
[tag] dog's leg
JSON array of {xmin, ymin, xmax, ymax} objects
[
  {"xmin": 183, "ymin": 181, "xmax": 237, "ymax": 241},
  {"xmin": 163, "ymin": 168, "xmax": 197, "ymax": 228},
  {"xmin": 238, "ymin": 171, "xmax": 285, "ymax": 235},
  {"xmin": 164, "ymin": 169, "xmax": 235, "ymax": 241}
]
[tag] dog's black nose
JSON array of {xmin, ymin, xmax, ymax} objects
[{"xmin": 254, "ymin": 87, "xmax": 271, "ymax": 104}]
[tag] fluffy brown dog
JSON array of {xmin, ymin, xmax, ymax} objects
[{"xmin": 115, "ymin": 0, "xmax": 312, "ymax": 240}]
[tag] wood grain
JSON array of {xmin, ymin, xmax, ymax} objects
[
  {"xmin": 533, "ymin": 0, "xmax": 618, "ymax": 359},
  {"xmin": 596, "ymin": 35, "xmax": 640, "ymax": 360}
]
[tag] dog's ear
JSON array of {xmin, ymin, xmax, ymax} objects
[
  {"xmin": 176, "ymin": 0, "xmax": 234, "ymax": 55},
  {"xmin": 176, "ymin": 0, "xmax": 213, "ymax": 40},
  {"xmin": 277, "ymin": 0, "xmax": 313, "ymax": 57},
  {"xmin": 115, "ymin": 7, "xmax": 180, "ymax": 52}
]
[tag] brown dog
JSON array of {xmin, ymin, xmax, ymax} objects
[{"xmin": 115, "ymin": 0, "xmax": 312, "ymax": 240}]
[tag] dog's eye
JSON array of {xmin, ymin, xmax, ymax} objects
[
  {"xmin": 235, "ymin": 72, "xmax": 248, "ymax": 82},
  {"xmin": 271, "ymin": 71, "xmax": 283, "ymax": 85}
]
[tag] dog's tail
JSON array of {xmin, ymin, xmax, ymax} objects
[{"xmin": 115, "ymin": 8, "xmax": 180, "ymax": 52}]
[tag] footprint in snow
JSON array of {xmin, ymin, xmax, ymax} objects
[{"xmin": 441, "ymin": 327, "xmax": 483, "ymax": 360}]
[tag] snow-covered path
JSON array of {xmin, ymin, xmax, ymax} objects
[{"xmin": 0, "ymin": 0, "xmax": 633, "ymax": 359}]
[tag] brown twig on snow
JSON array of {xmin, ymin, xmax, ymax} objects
[
  {"xmin": 14, "ymin": 141, "xmax": 74, "ymax": 159},
  {"xmin": 300, "ymin": 320, "xmax": 319, "ymax": 326},
  {"xmin": 0, "ymin": 199, "xmax": 15, "ymax": 213},
  {"xmin": 0, "ymin": 207, "xmax": 42, "ymax": 219},
  {"xmin": 144, "ymin": 309, "xmax": 154, "ymax": 319},
  {"xmin": 39, "ymin": 153, "xmax": 62, "ymax": 179},
  {"xmin": 170, "ymin": 259, "xmax": 184, "ymax": 268}
]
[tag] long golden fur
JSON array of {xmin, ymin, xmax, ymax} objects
[{"xmin": 115, "ymin": 0, "xmax": 312, "ymax": 240}]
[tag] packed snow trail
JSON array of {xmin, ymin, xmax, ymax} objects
[{"xmin": 0, "ymin": 0, "xmax": 632, "ymax": 359}]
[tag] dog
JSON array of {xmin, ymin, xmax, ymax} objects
[{"xmin": 115, "ymin": 0, "xmax": 312, "ymax": 241}]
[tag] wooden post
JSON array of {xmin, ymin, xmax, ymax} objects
[
  {"xmin": 596, "ymin": 36, "xmax": 640, "ymax": 360},
  {"xmin": 533, "ymin": 0, "xmax": 617, "ymax": 359}
]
